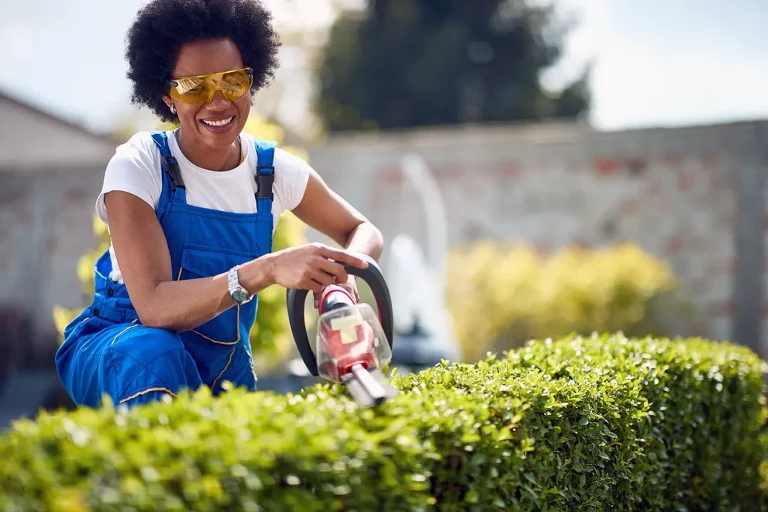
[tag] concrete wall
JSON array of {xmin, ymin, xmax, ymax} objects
[
  {"xmin": 306, "ymin": 119, "xmax": 768, "ymax": 355},
  {"xmin": 0, "ymin": 93, "xmax": 117, "ymax": 366},
  {"xmin": 0, "ymin": 167, "xmax": 103, "ymax": 362}
]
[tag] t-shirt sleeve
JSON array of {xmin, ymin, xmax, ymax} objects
[
  {"xmin": 95, "ymin": 133, "xmax": 162, "ymax": 225},
  {"xmin": 272, "ymin": 148, "xmax": 311, "ymax": 213}
]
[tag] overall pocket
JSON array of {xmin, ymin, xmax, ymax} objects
[{"xmin": 177, "ymin": 243, "xmax": 258, "ymax": 345}]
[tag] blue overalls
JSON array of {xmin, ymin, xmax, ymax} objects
[{"xmin": 55, "ymin": 131, "xmax": 276, "ymax": 408}]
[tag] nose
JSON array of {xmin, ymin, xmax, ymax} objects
[{"xmin": 205, "ymin": 90, "xmax": 231, "ymax": 112}]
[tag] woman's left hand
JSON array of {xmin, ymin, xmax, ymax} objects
[{"xmin": 313, "ymin": 274, "xmax": 359, "ymax": 309}]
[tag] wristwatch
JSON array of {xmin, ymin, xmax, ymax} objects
[{"xmin": 227, "ymin": 265, "xmax": 253, "ymax": 305}]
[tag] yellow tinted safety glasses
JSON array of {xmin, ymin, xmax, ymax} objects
[{"xmin": 168, "ymin": 67, "xmax": 253, "ymax": 105}]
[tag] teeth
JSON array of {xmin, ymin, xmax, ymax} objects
[{"xmin": 202, "ymin": 117, "xmax": 233, "ymax": 126}]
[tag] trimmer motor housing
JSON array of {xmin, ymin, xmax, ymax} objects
[{"xmin": 286, "ymin": 254, "xmax": 397, "ymax": 407}]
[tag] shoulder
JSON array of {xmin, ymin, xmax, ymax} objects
[
  {"xmin": 242, "ymin": 132, "xmax": 311, "ymax": 181},
  {"xmin": 108, "ymin": 131, "xmax": 164, "ymax": 173},
  {"xmin": 104, "ymin": 131, "xmax": 164, "ymax": 191},
  {"xmin": 97, "ymin": 132, "xmax": 164, "ymax": 222},
  {"xmin": 114, "ymin": 131, "xmax": 163, "ymax": 157},
  {"xmin": 272, "ymin": 147, "xmax": 311, "ymax": 212},
  {"xmin": 274, "ymin": 147, "xmax": 312, "ymax": 176},
  {"xmin": 242, "ymin": 133, "xmax": 311, "ymax": 212}
]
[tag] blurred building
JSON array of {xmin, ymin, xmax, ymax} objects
[
  {"xmin": 0, "ymin": 90, "xmax": 115, "ymax": 359},
  {"xmin": 0, "ymin": 90, "xmax": 115, "ymax": 425}
]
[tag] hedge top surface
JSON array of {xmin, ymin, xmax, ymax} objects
[{"xmin": 1, "ymin": 333, "xmax": 766, "ymax": 512}]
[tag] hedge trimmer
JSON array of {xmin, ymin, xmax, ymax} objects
[{"xmin": 286, "ymin": 254, "xmax": 397, "ymax": 407}]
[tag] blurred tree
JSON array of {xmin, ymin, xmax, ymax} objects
[
  {"xmin": 445, "ymin": 241, "xmax": 689, "ymax": 362},
  {"xmin": 315, "ymin": 0, "xmax": 590, "ymax": 132}
]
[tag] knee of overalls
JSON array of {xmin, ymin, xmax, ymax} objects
[
  {"xmin": 108, "ymin": 326, "xmax": 204, "ymax": 407},
  {"xmin": 58, "ymin": 322, "xmax": 203, "ymax": 408}
]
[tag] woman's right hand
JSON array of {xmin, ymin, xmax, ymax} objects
[{"xmin": 265, "ymin": 243, "xmax": 369, "ymax": 293}]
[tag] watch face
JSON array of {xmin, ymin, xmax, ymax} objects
[{"xmin": 232, "ymin": 288, "xmax": 248, "ymax": 303}]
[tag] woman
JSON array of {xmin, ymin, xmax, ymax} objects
[{"xmin": 55, "ymin": 0, "xmax": 383, "ymax": 408}]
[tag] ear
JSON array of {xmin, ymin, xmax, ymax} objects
[{"xmin": 162, "ymin": 95, "xmax": 173, "ymax": 108}]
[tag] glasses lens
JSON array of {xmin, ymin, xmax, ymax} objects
[
  {"xmin": 169, "ymin": 69, "xmax": 252, "ymax": 105},
  {"xmin": 169, "ymin": 76, "xmax": 211, "ymax": 105},
  {"xmin": 220, "ymin": 69, "xmax": 253, "ymax": 101}
]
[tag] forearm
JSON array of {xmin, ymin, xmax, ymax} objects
[
  {"xmin": 343, "ymin": 221, "xmax": 384, "ymax": 261},
  {"xmin": 137, "ymin": 255, "xmax": 274, "ymax": 332}
]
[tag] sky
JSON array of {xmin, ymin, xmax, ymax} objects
[
  {"xmin": 0, "ymin": 0, "xmax": 766, "ymax": 137},
  {"xmin": 549, "ymin": 0, "xmax": 768, "ymax": 130}
]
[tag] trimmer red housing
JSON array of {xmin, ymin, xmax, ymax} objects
[
  {"xmin": 316, "ymin": 285, "xmax": 378, "ymax": 381},
  {"xmin": 286, "ymin": 254, "xmax": 397, "ymax": 407}
]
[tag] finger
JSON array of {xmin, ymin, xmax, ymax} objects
[
  {"xmin": 314, "ymin": 257, "xmax": 349, "ymax": 283},
  {"xmin": 310, "ymin": 269, "xmax": 335, "ymax": 289},
  {"xmin": 317, "ymin": 246, "xmax": 369, "ymax": 269},
  {"xmin": 306, "ymin": 278, "xmax": 325, "ymax": 294}
]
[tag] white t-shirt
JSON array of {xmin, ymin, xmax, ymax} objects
[{"xmin": 96, "ymin": 129, "xmax": 310, "ymax": 284}]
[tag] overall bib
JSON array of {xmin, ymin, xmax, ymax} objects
[{"xmin": 55, "ymin": 131, "xmax": 276, "ymax": 408}]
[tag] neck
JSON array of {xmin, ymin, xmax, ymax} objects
[{"xmin": 176, "ymin": 129, "xmax": 240, "ymax": 171}]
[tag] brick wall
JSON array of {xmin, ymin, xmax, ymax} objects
[
  {"xmin": 1, "ymin": 119, "xmax": 764, "ymax": 364},
  {"xmin": 306, "ymin": 120, "xmax": 767, "ymax": 353}
]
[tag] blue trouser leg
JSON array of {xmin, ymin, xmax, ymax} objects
[
  {"xmin": 206, "ymin": 342, "xmax": 258, "ymax": 394},
  {"xmin": 57, "ymin": 321, "xmax": 203, "ymax": 408}
]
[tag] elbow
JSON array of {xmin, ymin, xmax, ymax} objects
[
  {"xmin": 136, "ymin": 304, "xmax": 181, "ymax": 333},
  {"xmin": 366, "ymin": 221, "xmax": 385, "ymax": 260},
  {"xmin": 373, "ymin": 222, "xmax": 384, "ymax": 243},
  {"xmin": 136, "ymin": 309, "xmax": 162, "ymax": 330},
  {"xmin": 132, "ymin": 283, "xmax": 184, "ymax": 332},
  {"xmin": 140, "ymin": 315, "xmax": 183, "ymax": 333}
]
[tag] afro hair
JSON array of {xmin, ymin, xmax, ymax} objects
[{"xmin": 125, "ymin": 0, "xmax": 281, "ymax": 122}]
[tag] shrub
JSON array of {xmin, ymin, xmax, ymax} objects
[
  {"xmin": 53, "ymin": 114, "xmax": 309, "ymax": 372},
  {"xmin": 1, "ymin": 334, "xmax": 765, "ymax": 511},
  {"xmin": 445, "ymin": 241, "xmax": 686, "ymax": 362}
]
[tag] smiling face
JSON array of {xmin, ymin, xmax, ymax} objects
[{"xmin": 163, "ymin": 37, "xmax": 251, "ymax": 150}]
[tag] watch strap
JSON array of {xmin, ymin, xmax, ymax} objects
[{"xmin": 228, "ymin": 265, "xmax": 252, "ymax": 304}]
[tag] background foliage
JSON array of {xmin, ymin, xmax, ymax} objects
[
  {"xmin": 53, "ymin": 114, "xmax": 309, "ymax": 371},
  {"xmin": 445, "ymin": 241, "xmax": 682, "ymax": 362},
  {"xmin": 315, "ymin": 0, "xmax": 590, "ymax": 132}
]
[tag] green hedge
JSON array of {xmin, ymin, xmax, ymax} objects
[{"xmin": 1, "ymin": 334, "xmax": 766, "ymax": 511}]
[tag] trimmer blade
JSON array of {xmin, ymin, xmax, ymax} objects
[{"xmin": 341, "ymin": 364, "xmax": 398, "ymax": 408}]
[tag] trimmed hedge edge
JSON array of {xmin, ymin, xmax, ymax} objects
[{"xmin": 1, "ymin": 333, "xmax": 767, "ymax": 511}]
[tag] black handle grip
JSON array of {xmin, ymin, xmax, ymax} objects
[{"xmin": 286, "ymin": 253, "xmax": 394, "ymax": 377}]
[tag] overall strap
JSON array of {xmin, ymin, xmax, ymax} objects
[
  {"xmin": 150, "ymin": 131, "xmax": 186, "ymax": 192},
  {"xmin": 254, "ymin": 139, "xmax": 277, "ymax": 215}
]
